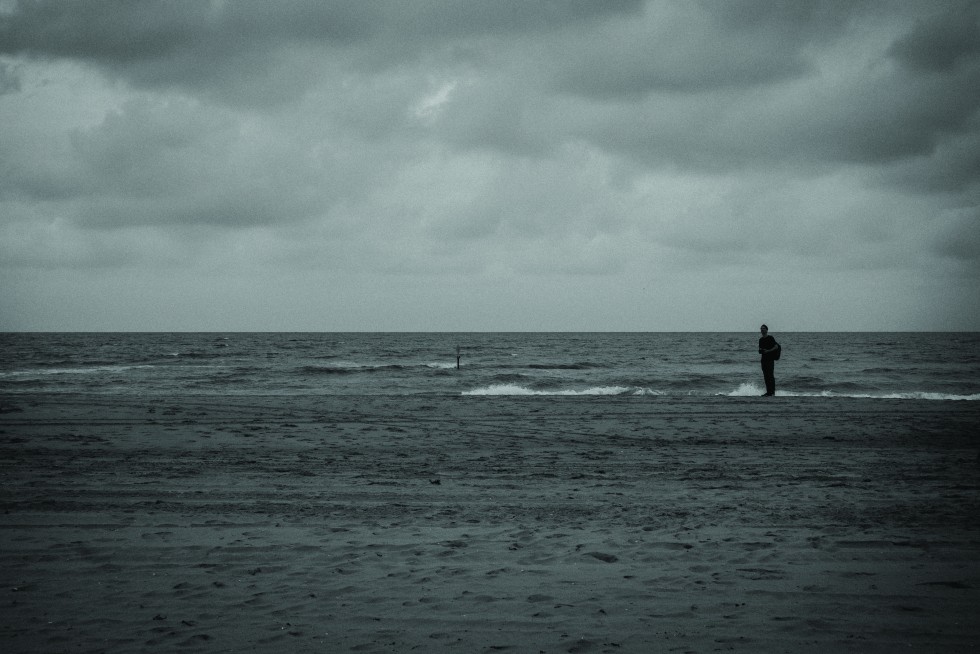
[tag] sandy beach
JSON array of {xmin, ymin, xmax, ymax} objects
[{"xmin": 1, "ymin": 393, "xmax": 978, "ymax": 653}]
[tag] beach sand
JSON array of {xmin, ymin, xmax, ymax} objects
[{"xmin": 1, "ymin": 393, "xmax": 978, "ymax": 653}]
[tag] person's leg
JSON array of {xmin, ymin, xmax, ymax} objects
[{"xmin": 762, "ymin": 360, "xmax": 775, "ymax": 395}]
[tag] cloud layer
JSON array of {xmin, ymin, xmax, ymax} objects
[{"xmin": 1, "ymin": 0, "xmax": 978, "ymax": 330}]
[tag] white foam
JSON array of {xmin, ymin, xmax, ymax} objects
[
  {"xmin": 813, "ymin": 391, "xmax": 980, "ymax": 401},
  {"xmin": 463, "ymin": 384, "xmax": 636, "ymax": 396},
  {"xmin": 0, "ymin": 365, "xmax": 154, "ymax": 377},
  {"xmin": 726, "ymin": 382, "xmax": 765, "ymax": 397},
  {"xmin": 466, "ymin": 382, "xmax": 980, "ymax": 400},
  {"xmin": 877, "ymin": 392, "xmax": 980, "ymax": 401},
  {"xmin": 632, "ymin": 388, "xmax": 668, "ymax": 396},
  {"xmin": 722, "ymin": 384, "xmax": 979, "ymax": 401}
]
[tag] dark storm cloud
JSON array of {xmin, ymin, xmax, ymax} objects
[
  {"xmin": 878, "ymin": 130, "xmax": 980, "ymax": 193},
  {"xmin": 0, "ymin": 0, "xmax": 373, "ymax": 101},
  {"xmin": 547, "ymin": 0, "xmax": 869, "ymax": 97},
  {"xmin": 550, "ymin": 5, "xmax": 980, "ymax": 187},
  {"xmin": 1, "ymin": 94, "xmax": 330, "ymax": 227},
  {"xmin": 424, "ymin": 0, "xmax": 980, "ymax": 191},
  {"xmin": 875, "ymin": 9, "xmax": 980, "ymax": 196},
  {"xmin": 5, "ymin": 1, "xmax": 977, "ymax": 172},
  {"xmin": 1, "ymin": 0, "xmax": 978, "ymax": 330},
  {"xmin": 69, "ymin": 99, "xmax": 322, "ymax": 227},
  {"xmin": 0, "ymin": 0, "xmax": 643, "ymax": 96},
  {"xmin": 888, "ymin": 1, "xmax": 980, "ymax": 72}
]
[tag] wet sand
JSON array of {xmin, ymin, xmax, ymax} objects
[{"xmin": 1, "ymin": 393, "xmax": 978, "ymax": 653}]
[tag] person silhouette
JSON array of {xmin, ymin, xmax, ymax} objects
[{"xmin": 758, "ymin": 325, "xmax": 780, "ymax": 396}]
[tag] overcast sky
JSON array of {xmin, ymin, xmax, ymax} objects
[{"xmin": 1, "ymin": 1, "xmax": 978, "ymax": 331}]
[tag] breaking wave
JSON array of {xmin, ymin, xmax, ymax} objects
[
  {"xmin": 462, "ymin": 384, "xmax": 664, "ymax": 396},
  {"xmin": 725, "ymin": 382, "xmax": 979, "ymax": 400}
]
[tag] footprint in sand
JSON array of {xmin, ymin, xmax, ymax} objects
[{"xmin": 585, "ymin": 551, "xmax": 618, "ymax": 563}]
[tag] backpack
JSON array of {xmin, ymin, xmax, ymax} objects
[{"xmin": 773, "ymin": 341, "xmax": 781, "ymax": 361}]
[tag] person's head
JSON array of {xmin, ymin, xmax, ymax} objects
[{"xmin": 760, "ymin": 324, "xmax": 768, "ymax": 335}]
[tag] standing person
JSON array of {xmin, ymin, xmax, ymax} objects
[{"xmin": 758, "ymin": 324, "xmax": 780, "ymax": 396}]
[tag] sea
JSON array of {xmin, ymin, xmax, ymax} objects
[{"xmin": 1, "ymin": 332, "xmax": 978, "ymax": 401}]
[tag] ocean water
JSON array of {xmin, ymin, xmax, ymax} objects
[{"xmin": 0, "ymin": 332, "xmax": 978, "ymax": 400}]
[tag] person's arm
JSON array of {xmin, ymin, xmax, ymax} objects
[{"xmin": 760, "ymin": 339, "xmax": 779, "ymax": 354}]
